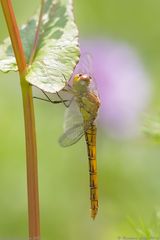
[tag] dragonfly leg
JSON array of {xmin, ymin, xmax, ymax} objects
[
  {"xmin": 42, "ymin": 90, "xmax": 56, "ymax": 103},
  {"xmin": 33, "ymin": 96, "xmax": 69, "ymax": 104},
  {"xmin": 33, "ymin": 96, "xmax": 51, "ymax": 103},
  {"xmin": 33, "ymin": 90, "xmax": 69, "ymax": 104},
  {"xmin": 62, "ymin": 74, "xmax": 71, "ymax": 87},
  {"xmin": 56, "ymin": 91, "xmax": 68, "ymax": 107},
  {"xmin": 62, "ymin": 74, "xmax": 74, "ymax": 91},
  {"xmin": 56, "ymin": 92, "xmax": 74, "ymax": 108}
]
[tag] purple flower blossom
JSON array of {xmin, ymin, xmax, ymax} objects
[{"xmin": 74, "ymin": 39, "xmax": 151, "ymax": 139}]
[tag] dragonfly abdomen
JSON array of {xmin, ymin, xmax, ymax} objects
[{"xmin": 85, "ymin": 123, "xmax": 98, "ymax": 220}]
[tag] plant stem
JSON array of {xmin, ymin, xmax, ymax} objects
[
  {"xmin": 21, "ymin": 80, "xmax": 40, "ymax": 240},
  {"xmin": 0, "ymin": 1, "xmax": 40, "ymax": 239}
]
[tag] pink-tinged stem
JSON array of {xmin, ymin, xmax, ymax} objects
[{"xmin": 0, "ymin": 0, "xmax": 40, "ymax": 239}]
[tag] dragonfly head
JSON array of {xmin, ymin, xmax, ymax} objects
[{"xmin": 73, "ymin": 74, "xmax": 91, "ymax": 92}]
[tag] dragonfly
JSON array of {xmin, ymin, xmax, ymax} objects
[
  {"xmin": 35, "ymin": 56, "xmax": 100, "ymax": 219},
  {"xmin": 59, "ymin": 57, "xmax": 100, "ymax": 219}
]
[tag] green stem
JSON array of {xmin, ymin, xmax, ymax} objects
[
  {"xmin": 0, "ymin": 1, "xmax": 40, "ymax": 239},
  {"xmin": 21, "ymin": 80, "xmax": 40, "ymax": 240}
]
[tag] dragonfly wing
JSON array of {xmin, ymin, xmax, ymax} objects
[
  {"xmin": 59, "ymin": 123, "xmax": 84, "ymax": 147},
  {"xmin": 75, "ymin": 53, "xmax": 93, "ymax": 76},
  {"xmin": 59, "ymin": 95, "xmax": 97, "ymax": 147},
  {"xmin": 74, "ymin": 53, "xmax": 99, "ymax": 96},
  {"xmin": 59, "ymin": 118, "xmax": 95, "ymax": 147},
  {"xmin": 59, "ymin": 100, "xmax": 85, "ymax": 147},
  {"xmin": 63, "ymin": 99, "xmax": 83, "ymax": 131}
]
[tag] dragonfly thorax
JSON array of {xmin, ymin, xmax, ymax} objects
[{"xmin": 73, "ymin": 74, "xmax": 91, "ymax": 93}]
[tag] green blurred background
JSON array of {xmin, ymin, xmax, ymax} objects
[{"xmin": 0, "ymin": 0, "xmax": 160, "ymax": 239}]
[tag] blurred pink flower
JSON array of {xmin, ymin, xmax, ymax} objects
[{"xmin": 74, "ymin": 39, "xmax": 151, "ymax": 139}]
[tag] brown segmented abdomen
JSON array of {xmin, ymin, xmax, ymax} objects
[{"xmin": 85, "ymin": 123, "xmax": 98, "ymax": 219}]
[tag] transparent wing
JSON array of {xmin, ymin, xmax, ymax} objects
[
  {"xmin": 59, "ymin": 123, "xmax": 84, "ymax": 147},
  {"xmin": 59, "ymin": 100, "xmax": 85, "ymax": 147},
  {"xmin": 75, "ymin": 53, "xmax": 93, "ymax": 76},
  {"xmin": 74, "ymin": 53, "xmax": 99, "ymax": 96},
  {"xmin": 63, "ymin": 99, "xmax": 83, "ymax": 132}
]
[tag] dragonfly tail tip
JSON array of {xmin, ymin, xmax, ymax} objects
[{"xmin": 91, "ymin": 209, "xmax": 98, "ymax": 220}]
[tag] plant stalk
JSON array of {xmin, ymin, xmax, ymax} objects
[{"xmin": 0, "ymin": 0, "xmax": 40, "ymax": 239}]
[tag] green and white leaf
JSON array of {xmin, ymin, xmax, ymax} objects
[
  {"xmin": 0, "ymin": 13, "xmax": 38, "ymax": 72},
  {"xmin": 0, "ymin": 38, "xmax": 17, "ymax": 72},
  {"xmin": 0, "ymin": 0, "xmax": 80, "ymax": 93}
]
